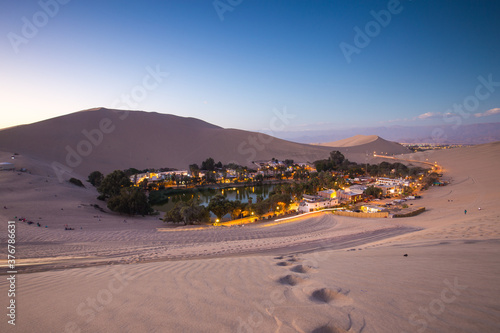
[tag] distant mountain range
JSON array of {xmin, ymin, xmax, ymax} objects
[
  {"xmin": 275, "ymin": 123, "xmax": 500, "ymax": 145},
  {"xmin": 0, "ymin": 108, "xmax": 413, "ymax": 178}
]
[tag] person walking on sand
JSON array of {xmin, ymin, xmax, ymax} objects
[{"xmin": 464, "ymin": 209, "xmax": 467, "ymax": 215}]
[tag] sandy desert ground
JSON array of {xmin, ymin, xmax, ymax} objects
[{"xmin": 0, "ymin": 142, "xmax": 499, "ymax": 332}]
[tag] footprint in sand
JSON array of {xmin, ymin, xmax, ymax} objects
[
  {"xmin": 278, "ymin": 274, "xmax": 306, "ymax": 286},
  {"xmin": 291, "ymin": 264, "xmax": 315, "ymax": 274},
  {"xmin": 286, "ymin": 255, "xmax": 302, "ymax": 262},
  {"xmin": 310, "ymin": 288, "xmax": 353, "ymax": 307},
  {"xmin": 277, "ymin": 261, "xmax": 293, "ymax": 266},
  {"xmin": 311, "ymin": 311, "xmax": 365, "ymax": 333},
  {"xmin": 311, "ymin": 324, "xmax": 349, "ymax": 333}
]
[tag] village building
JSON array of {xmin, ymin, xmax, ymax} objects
[
  {"xmin": 376, "ymin": 184, "xmax": 400, "ymax": 196},
  {"xmin": 337, "ymin": 184, "xmax": 366, "ymax": 202},
  {"xmin": 360, "ymin": 205, "xmax": 388, "ymax": 213},
  {"xmin": 298, "ymin": 194, "xmax": 338, "ymax": 213},
  {"xmin": 131, "ymin": 170, "xmax": 189, "ymax": 184},
  {"xmin": 318, "ymin": 189, "xmax": 337, "ymax": 199},
  {"xmin": 376, "ymin": 177, "xmax": 411, "ymax": 187}
]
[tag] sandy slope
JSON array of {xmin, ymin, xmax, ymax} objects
[
  {"xmin": 0, "ymin": 142, "xmax": 499, "ymax": 332},
  {"xmin": 316, "ymin": 135, "xmax": 411, "ymax": 163},
  {"xmin": 0, "ymin": 108, "xmax": 335, "ymax": 175},
  {"xmin": 318, "ymin": 134, "xmax": 379, "ymax": 147},
  {"xmin": 7, "ymin": 241, "xmax": 495, "ymax": 333}
]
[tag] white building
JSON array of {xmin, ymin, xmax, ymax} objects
[
  {"xmin": 299, "ymin": 195, "xmax": 338, "ymax": 213},
  {"xmin": 377, "ymin": 177, "xmax": 410, "ymax": 187},
  {"xmin": 360, "ymin": 205, "xmax": 388, "ymax": 213},
  {"xmin": 318, "ymin": 189, "xmax": 337, "ymax": 199},
  {"xmin": 347, "ymin": 184, "xmax": 366, "ymax": 192},
  {"xmin": 376, "ymin": 184, "xmax": 399, "ymax": 195},
  {"xmin": 336, "ymin": 185, "xmax": 366, "ymax": 202},
  {"xmin": 130, "ymin": 170, "xmax": 189, "ymax": 184}
]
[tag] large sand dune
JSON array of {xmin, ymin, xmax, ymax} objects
[
  {"xmin": 0, "ymin": 108, "xmax": 336, "ymax": 177},
  {"xmin": 316, "ymin": 134, "xmax": 411, "ymax": 163},
  {"xmin": 0, "ymin": 109, "xmax": 414, "ymax": 179},
  {"xmin": 0, "ymin": 142, "xmax": 499, "ymax": 332},
  {"xmin": 318, "ymin": 134, "xmax": 380, "ymax": 147}
]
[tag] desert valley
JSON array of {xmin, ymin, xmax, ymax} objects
[
  {"xmin": 0, "ymin": 108, "xmax": 499, "ymax": 333},
  {"xmin": 2, "ymin": 1, "xmax": 500, "ymax": 332}
]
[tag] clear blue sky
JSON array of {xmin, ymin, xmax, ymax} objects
[{"xmin": 1, "ymin": 0, "xmax": 499, "ymax": 132}]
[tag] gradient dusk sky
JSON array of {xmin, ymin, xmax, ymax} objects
[{"xmin": 1, "ymin": 0, "xmax": 499, "ymax": 132}]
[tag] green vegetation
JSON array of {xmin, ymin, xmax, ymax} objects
[
  {"xmin": 422, "ymin": 172, "xmax": 441, "ymax": 189},
  {"xmin": 87, "ymin": 171, "xmax": 104, "ymax": 187},
  {"xmin": 69, "ymin": 177, "xmax": 85, "ymax": 187},
  {"xmin": 402, "ymin": 186, "xmax": 414, "ymax": 196},
  {"xmin": 107, "ymin": 187, "xmax": 152, "ymax": 216},
  {"xmin": 314, "ymin": 151, "xmax": 427, "ymax": 178},
  {"xmin": 364, "ymin": 185, "xmax": 383, "ymax": 198},
  {"xmin": 98, "ymin": 170, "xmax": 132, "ymax": 199},
  {"xmin": 201, "ymin": 157, "xmax": 216, "ymax": 171},
  {"xmin": 117, "ymin": 151, "xmax": 434, "ymax": 220},
  {"xmin": 207, "ymin": 194, "xmax": 233, "ymax": 220},
  {"xmin": 94, "ymin": 170, "xmax": 153, "ymax": 216},
  {"xmin": 229, "ymin": 200, "xmax": 244, "ymax": 220},
  {"xmin": 253, "ymin": 199, "xmax": 270, "ymax": 218},
  {"xmin": 164, "ymin": 199, "xmax": 210, "ymax": 225},
  {"xmin": 314, "ymin": 151, "xmax": 354, "ymax": 172},
  {"xmin": 189, "ymin": 164, "xmax": 200, "ymax": 178}
]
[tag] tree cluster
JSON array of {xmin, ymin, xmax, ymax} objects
[
  {"xmin": 207, "ymin": 194, "xmax": 233, "ymax": 220},
  {"xmin": 164, "ymin": 199, "xmax": 210, "ymax": 225},
  {"xmin": 89, "ymin": 170, "xmax": 153, "ymax": 216},
  {"xmin": 364, "ymin": 185, "xmax": 383, "ymax": 198},
  {"xmin": 107, "ymin": 187, "xmax": 152, "ymax": 216},
  {"xmin": 422, "ymin": 172, "xmax": 440, "ymax": 189},
  {"xmin": 314, "ymin": 151, "xmax": 428, "ymax": 178},
  {"xmin": 201, "ymin": 157, "xmax": 223, "ymax": 171},
  {"xmin": 87, "ymin": 171, "xmax": 103, "ymax": 187},
  {"xmin": 314, "ymin": 151, "xmax": 355, "ymax": 172}
]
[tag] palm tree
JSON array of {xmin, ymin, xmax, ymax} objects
[{"xmin": 230, "ymin": 200, "xmax": 243, "ymax": 220}]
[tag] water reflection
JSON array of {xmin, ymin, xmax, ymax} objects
[{"xmin": 156, "ymin": 184, "xmax": 275, "ymax": 212}]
